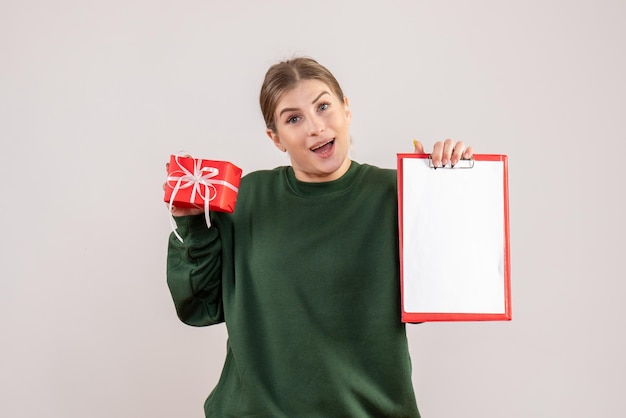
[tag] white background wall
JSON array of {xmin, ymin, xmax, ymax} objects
[{"xmin": 1, "ymin": 1, "xmax": 624, "ymax": 417}]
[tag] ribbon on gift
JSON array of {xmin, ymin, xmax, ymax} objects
[{"xmin": 167, "ymin": 154, "xmax": 239, "ymax": 242}]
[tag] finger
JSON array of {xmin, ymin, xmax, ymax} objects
[
  {"xmin": 462, "ymin": 146, "xmax": 474, "ymax": 160},
  {"xmin": 413, "ymin": 139, "xmax": 425, "ymax": 154},
  {"xmin": 450, "ymin": 141, "xmax": 465, "ymax": 166},
  {"xmin": 431, "ymin": 141, "xmax": 444, "ymax": 167},
  {"xmin": 441, "ymin": 139, "xmax": 455, "ymax": 166}
]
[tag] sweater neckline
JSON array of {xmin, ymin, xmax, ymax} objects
[{"xmin": 284, "ymin": 160, "xmax": 361, "ymax": 198}]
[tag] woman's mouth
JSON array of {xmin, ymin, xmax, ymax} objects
[{"xmin": 310, "ymin": 139, "xmax": 335, "ymax": 155}]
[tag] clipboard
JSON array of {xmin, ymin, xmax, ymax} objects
[{"xmin": 397, "ymin": 153, "xmax": 511, "ymax": 322}]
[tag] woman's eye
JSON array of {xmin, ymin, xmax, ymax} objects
[
  {"xmin": 287, "ymin": 116, "xmax": 300, "ymax": 124},
  {"xmin": 318, "ymin": 102, "xmax": 330, "ymax": 111}
]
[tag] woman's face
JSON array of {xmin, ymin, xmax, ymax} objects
[{"xmin": 267, "ymin": 79, "xmax": 352, "ymax": 182}]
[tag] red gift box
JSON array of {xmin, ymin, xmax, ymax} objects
[{"xmin": 164, "ymin": 154, "xmax": 242, "ymax": 213}]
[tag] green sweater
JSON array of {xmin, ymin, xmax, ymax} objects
[{"xmin": 167, "ymin": 161, "xmax": 420, "ymax": 417}]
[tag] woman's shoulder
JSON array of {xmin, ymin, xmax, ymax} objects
[
  {"xmin": 357, "ymin": 162, "xmax": 397, "ymax": 184},
  {"xmin": 241, "ymin": 166, "xmax": 288, "ymax": 184}
]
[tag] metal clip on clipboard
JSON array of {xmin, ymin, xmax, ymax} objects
[{"xmin": 428, "ymin": 155, "xmax": 475, "ymax": 169}]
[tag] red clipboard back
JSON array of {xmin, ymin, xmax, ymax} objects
[{"xmin": 397, "ymin": 153, "xmax": 511, "ymax": 322}]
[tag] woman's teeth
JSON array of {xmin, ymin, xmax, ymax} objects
[{"xmin": 311, "ymin": 139, "xmax": 334, "ymax": 151}]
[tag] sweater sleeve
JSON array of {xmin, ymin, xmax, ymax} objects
[{"xmin": 166, "ymin": 214, "xmax": 224, "ymax": 326}]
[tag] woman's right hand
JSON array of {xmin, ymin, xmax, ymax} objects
[{"xmin": 164, "ymin": 161, "xmax": 204, "ymax": 217}]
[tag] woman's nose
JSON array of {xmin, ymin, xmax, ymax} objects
[{"xmin": 306, "ymin": 115, "xmax": 325, "ymax": 136}]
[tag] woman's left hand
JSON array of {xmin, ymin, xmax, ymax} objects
[{"xmin": 414, "ymin": 139, "xmax": 474, "ymax": 167}]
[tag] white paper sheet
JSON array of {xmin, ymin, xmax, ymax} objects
[{"xmin": 401, "ymin": 157, "xmax": 507, "ymax": 314}]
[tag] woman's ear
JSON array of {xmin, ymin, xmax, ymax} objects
[
  {"xmin": 343, "ymin": 96, "xmax": 352, "ymax": 123},
  {"xmin": 267, "ymin": 128, "xmax": 286, "ymax": 152}
]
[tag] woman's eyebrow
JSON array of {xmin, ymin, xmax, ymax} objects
[
  {"xmin": 278, "ymin": 91, "xmax": 331, "ymax": 117},
  {"xmin": 311, "ymin": 91, "xmax": 330, "ymax": 104}
]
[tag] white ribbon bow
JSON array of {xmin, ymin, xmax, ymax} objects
[{"xmin": 167, "ymin": 155, "xmax": 239, "ymax": 242}]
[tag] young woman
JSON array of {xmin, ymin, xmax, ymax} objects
[{"xmin": 166, "ymin": 57, "xmax": 473, "ymax": 417}]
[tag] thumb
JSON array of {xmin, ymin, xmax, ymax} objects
[{"xmin": 413, "ymin": 139, "xmax": 425, "ymax": 154}]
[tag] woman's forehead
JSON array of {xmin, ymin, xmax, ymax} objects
[{"xmin": 277, "ymin": 79, "xmax": 336, "ymax": 107}]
